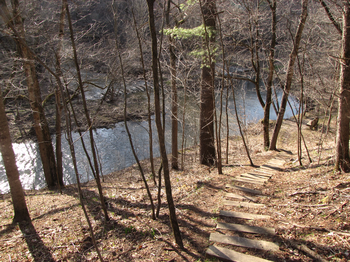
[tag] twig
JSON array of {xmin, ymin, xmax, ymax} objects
[
  {"xmin": 289, "ymin": 191, "xmax": 325, "ymax": 196},
  {"xmin": 287, "ymin": 239, "xmax": 328, "ymax": 262},
  {"xmin": 325, "ymin": 201, "xmax": 348, "ymax": 218}
]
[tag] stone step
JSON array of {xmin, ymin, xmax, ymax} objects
[
  {"xmin": 266, "ymin": 159, "xmax": 285, "ymax": 166},
  {"xmin": 226, "ymin": 184, "xmax": 263, "ymax": 195},
  {"xmin": 220, "ymin": 210, "xmax": 271, "ymax": 220},
  {"xmin": 241, "ymin": 173, "xmax": 269, "ymax": 181},
  {"xmin": 206, "ymin": 245, "xmax": 273, "ymax": 262},
  {"xmin": 225, "ymin": 192, "xmax": 257, "ymax": 202},
  {"xmin": 233, "ymin": 177, "xmax": 265, "ymax": 185},
  {"xmin": 260, "ymin": 164, "xmax": 283, "ymax": 172},
  {"xmin": 223, "ymin": 200, "xmax": 266, "ymax": 209},
  {"xmin": 247, "ymin": 171, "xmax": 272, "ymax": 178},
  {"xmin": 217, "ymin": 222, "xmax": 275, "ymax": 235},
  {"xmin": 209, "ymin": 233, "xmax": 279, "ymax": 251},
  {"xmin": 251, "ymin": 169, "xmax": 273, "ymax": 176}
]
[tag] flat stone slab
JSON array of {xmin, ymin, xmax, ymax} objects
[
  {"xmin": 223, "ymin": 200, "xmax": 266, "ymax": 208},
  {"xmin": 217, "ymin": 222, "xmax": 276, "ymax": 235},
  {"xmin": 241, "ymin": 173, "xmax": 269, "ymax": 181},
  {"xmin": 220, "ymin": 210, "xmax": 271, "ymax": 220},
  {"xmin": 233, "ymin": 177, "xmax": 265, "ymax": 185},
  {"xmin": 260, "ymin": 164, "xmax": 283, "ymax": 172},
  {"xmin": 267, "ymin": 159, "xmax": 285, "ymax": 166},
  {"xmin": 226, "ymin": 184, "xmax": 262, "ymax": 195},
  {"xmin": 210, "ymin": 233, "xmax": 279, "ymax": 251},
  {"xmin": 225, "ymin": 192, "xmax": 257, "ymax": 202},
  {"xmin": 206, "ymin": 245, "xmax": 273, "ymax": 262},
  {"xmin": 252, "ymin": 169, "xmax": 273, "ymax": 176},
  {"xmin": 248, "ymin": 172, "xmax": 271, "ymax": 178}
]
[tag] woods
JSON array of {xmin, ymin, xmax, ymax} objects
[{"xmin": 0, "ymin": 0, "xmax": 349, "ymax": 261}]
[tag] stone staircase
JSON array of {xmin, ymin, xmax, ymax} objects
[{"xmin": 206, "ymin": 152, "xmax": 290, "ymax": 262}]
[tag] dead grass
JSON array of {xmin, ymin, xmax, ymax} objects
[{"xmin": 0, "ymin": 116, "xmax": 349, "ymax": 261}]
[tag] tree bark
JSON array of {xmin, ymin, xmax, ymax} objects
[
  {"xmin": 200, "ymin": 0, "xmax": 217, "ymax": 166},
  {"xmin": 263, "ymin": 0, "xmax": 276, "ymax": 149},
  {"xmin": 65, "ymin": 0, "xmax": 109, "ymax": 220},
  {"xmin": 146, "ymin": 0, "xmax": 183, "ymax": 248},
  {"xmin": 131, "ymin": 9, "xmax": 156, "ymax": 183},
  {"xmin": 0, "ymin": 89, "xmax": 30, "ymax": 223},
  {"xmin": 335, "ymin": 2, "xmax": 350, "ymax": 172},
  {"xmin": 166, "ymin": 0, "xmax": 179, "ymax": 170},
  {"xmin": 0, "ymin": 0, "xmax": 60, "ymax": 188},
  {"xmin": 269, "ymin": 0, "xmax": 308, "ymax": 150},
  {"xmin": 54, "ymin": 1, "xmax": 67, "ymax": 191}
]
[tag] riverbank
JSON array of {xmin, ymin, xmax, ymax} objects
[
  {"xmin": 1, "ymin": 115, "xmax": 349, "ymax": 261},
  {"xmin": 5, "ymin": 89, "xmax": 153, "ymax": 143}
]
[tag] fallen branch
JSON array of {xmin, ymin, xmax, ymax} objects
[
  {"xmin": 287, "ymin": 239, "xmax": 328, "ymax": 262},
  {"xmin": 289, "ymin": 191, "xmax": 326, "ymax": 197}
]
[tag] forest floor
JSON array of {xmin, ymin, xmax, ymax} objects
[{"xmin": 1, "ymin": 115, "xmax": 350, "ymax": 261}]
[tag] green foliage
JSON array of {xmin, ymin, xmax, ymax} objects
[
  {"xmin": 180, "ymin": 0, "xmax": 198, "ymax": 13},
  {"xmin": 124, "ymin": 225, "xmax": 134, "ymax": 234},
  {"xmin": 164, "ymin": 24, "xmax": 208, "ymax": 39},
  {"xmin": 150, "ymin": 228, "xmax": 156, "ymax": 238}
]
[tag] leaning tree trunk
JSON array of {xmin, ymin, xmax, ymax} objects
[
  {"xmin": 146, "ymin": 0, "xmax": 183, "ymax": 248},
  {"xmin": 65, "ymin": 0, "xmax": 109, "ymax": 220},
  {"xmin": 0, "ymin": 89, "xmax": 31, "ymax": 223},
  {"xmin": 335, "ymin": 2, "xmax": 350, "ymax": 172},
  {"xmin": 0, "ymin": 0, "xmax": 61, "ymax": 188},
  {"xmin": 269, "ymin": 0, "xmax": 308, "ymax": 150},
  {"xmin": 200, "ymin": 0, "xmax": 217, "ymax": 166},
  {"xmin": 131, "ymin": 9, "xmax": 156, "ymax": 183}
]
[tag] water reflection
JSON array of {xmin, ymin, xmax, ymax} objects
[{"xmin": 0, "ymin": 85, "xmax": 298, "ymax": 194}]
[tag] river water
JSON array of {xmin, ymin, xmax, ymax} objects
[{"xmin": 0, "ymin": 82, "xmax": 298, "ymax": 194}]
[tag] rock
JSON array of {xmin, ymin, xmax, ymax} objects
[{"xmin": 307, "ymin": 117, "xmax": 318, "ymax": 130}]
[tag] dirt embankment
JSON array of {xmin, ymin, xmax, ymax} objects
[
  {"xmin": 5, "ymin": 90, "xmax": 152, "ymax": 143},
  {"xmin": 1, "ymin": 114, "xmax": 349, "ymax": 261}
]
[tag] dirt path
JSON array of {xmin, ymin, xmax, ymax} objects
[{"xmin": 0, "ymin": 117, "xmax": 349, "ymax": 261}]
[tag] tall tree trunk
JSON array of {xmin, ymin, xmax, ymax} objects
[
  {"xmin": 335, "ymin": 2, "xmax": 350, "ymax": 172},
  {"xmin": 131, "ymin": 9, "xmax": 156, "ymax": 183},
  {"xmin": 65, "ymin": 0, "xmax": 109, "ymax": 220},
  {"xmin": 200, "ymin": 0, "xmax": 216, "ymax": 166},
  {"xmin": 146, "ymin": 0, "xmax": 183, "ymax": 248},
  {"xmin": 0, "ymin": 89, "xmax": 31, "ymax": 223},
  {"xmin": 170, "ymin": 40, "xmax": 178, "ymax": 170},
  {"xmin": 0, "ymin": 0, "xmax": 60, "ymax": 188},
  {"xmin": 54, "ymin": 1, "xmax": 67, "ymax": 191},
  {"xmin": 113, "ymin": 4, "xmax": 156, "ymax": 219},
  {"xmin": 263, "ymin": 0, "xmax": 276, "ymax": 149},
  {"xmin": 269, "ymin": 0, "xmax": 308, "ymax": 150},
  {"xmin": 166, "ymin": 0, "xmax": 179, "ymax": 170}
]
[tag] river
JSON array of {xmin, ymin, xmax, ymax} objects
[{"xmin": 0, "ymin": 82, "xmax": 298, "ymax": 194}]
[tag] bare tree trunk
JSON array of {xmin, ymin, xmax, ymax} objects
[
  {"xmin": 217, "ymin": 12, "xmax": 228, "ymax": 173},
  {"xmin": 263, "ymin": 0, "xmax": 276, "ymax": 149},
  {"xmin": 0, "ymin": 0, "xmax": 60, "ymax": 189},
  {"xmin": 131, "ymin": 9, "xmax": 156, "ymax": 185},
  {"xmin": 65, "ymin": 0, "xmax": 109, "ymax": 221},
  {"xmin": 226, "ymin": 62, "xmax": 255, "ymax": 167},
  {"xmin": 335, "ymin": 2, "xmax": 350, "ymax": 172},
  {"xmin": 114, "ymin": 5, "xmax": 155, "ymax": 219},
  {"xmin": 146, "ymin": 0, "xmax": 183, "ymax": 248},
  {"xmin": 270, "ymin": 0, "xmax": 308, "ymax": 150},
  {"xmin": 54, "ymin": 1, "xmax": 67, "ymax": 192},
  {"xmin": 166, "ymin": 0, "xmax": 179, "ymax": 170},
  {"xmin": 181, "ymin": 74, "xmax": 188, "ymax": 170},
  {"xmin": 60, "ymin": 79, "xmax": 104, "ymax": 262},
  {"xmin": 199, "ymin": 0, "xmax": 216, "ymax": 166},
  {"xmin": 0, "ymin": 89, "xmax": 31, "ymax": 223}
]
